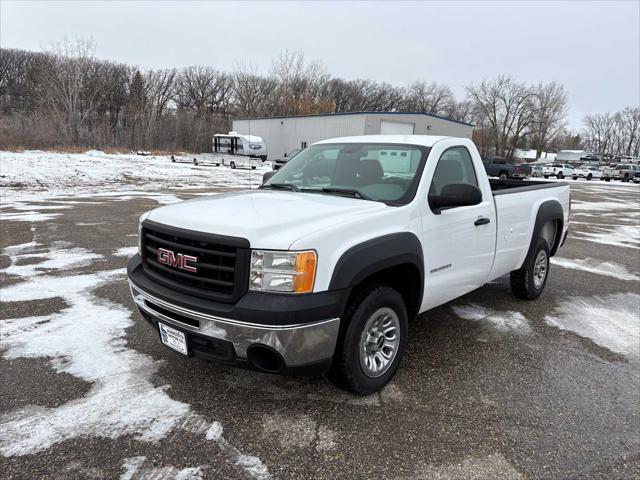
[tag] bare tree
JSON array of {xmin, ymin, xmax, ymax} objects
[
  {"xmin": 42, "ymin": 36, "xmax": 104, "ymax": 144},
  {"xmin": 402, "ymin": 81, "xmax": 452, "ymax": 114},
  {"xmin": 530, "ymin": 82, "xmax": 568, "ymax": 159},
  {"xmin": 467, "ymin": 75, "xmax": 534, "ymax": 159},
  {"xmin": 582, "ymin": 113, "xmax": 616, "ymax": 156}
]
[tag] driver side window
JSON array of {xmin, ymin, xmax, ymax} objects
[{"xmin": 429, "ymin": 147, "xmax": 478, "ymax": 196}]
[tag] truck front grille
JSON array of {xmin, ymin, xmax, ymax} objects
[{"xmin": 141, "ymin": 220, "xmax": 249, "ymax": 303}]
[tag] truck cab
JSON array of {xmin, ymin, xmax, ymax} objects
[{"xmin": 128, "ymin": 135, "xmax": 570, "ymax": 394}]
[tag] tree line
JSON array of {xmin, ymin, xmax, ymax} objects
[{"xmin": 1, "ymin": 38, "xmax": 638, "ymax": 159}]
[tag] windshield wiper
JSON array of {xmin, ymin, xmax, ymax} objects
[
  {"xmin": 320, "ymin": 187, "xmax": 373, "ymax": 200},
  {"xmin": 264, "ymin": 182, "xmax": 300, "ymax": 192}
]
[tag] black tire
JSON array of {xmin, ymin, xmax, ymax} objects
[
  {"xmin": 251, "ymin": 166, "xmax": 257, "ymax": 170},
  {"xmin": 557, "ymin": 172, "xmax": 564, "ymax": 179},
  {"xmin": 623, "ymin": 175, "xmax": 629, "ymax": 182},
  {"xmin": 544, "ymin": 175, "xmax": 549, "ymax": 179},
  {"xmin": 230, "ymin": 161, "xmax": 236, "ymax": 169},
  {"xmin": 328, "ymin": 285, "xmax": 408, "ymax": 395},
  {"xmin": 587, "ymin": 173, "xmax": 592, "ymax": 180},
  {"xmin": 510, "ymin": 237, "xmax": 550, "ymax": 300},
  {"xmin": 171, "ymin": 155, "xmax": 175, "ymax": 163},
  {"xmin": 605, "ymin": 177, "xmax": 611, "ymax": 182},
  {"xmin": 572, "ymin": 176, "xmax": 578, "ymax": 180},
  {"xmin": 499, "ymin": 171, "xmax": 508, "ymax": 180},
  {"xmin": 192, "ymin": 158, "xmax": 198, "ymax": 165}
]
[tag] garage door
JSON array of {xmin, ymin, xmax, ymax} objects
[{"xmin": 379, "ymin": 121, "xmax": 415, "ymax": 135}]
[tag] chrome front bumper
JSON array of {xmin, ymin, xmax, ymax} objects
[{"xmin": 129, "ymin": 282, "xmax": 341, "ymax": 367}]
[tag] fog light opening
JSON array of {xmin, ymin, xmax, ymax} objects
[{"xmin": 247, "ymin": 345, "xmax": 285, "ymax": 374}]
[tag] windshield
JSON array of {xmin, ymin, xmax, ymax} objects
[{"xmin": 263, "ymin": 143, "xmax": 428, "ymax": 204}]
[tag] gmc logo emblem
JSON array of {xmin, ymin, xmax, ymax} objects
[{"xmin": 156, "ymin": 247, "xmax": 197, "ymax": 273}]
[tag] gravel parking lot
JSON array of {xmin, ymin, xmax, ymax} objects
[{"xmin": 1, "ymin": 153, "xmax": 639, "ymax": 479}]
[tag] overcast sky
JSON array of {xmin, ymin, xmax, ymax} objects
[{"xmin": 1, "ymin": 0, "xmax": 638, "ymax": 129}]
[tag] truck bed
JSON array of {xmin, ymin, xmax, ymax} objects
[{"xmin": 489, "ymin": 178, "xmax": 568, "ymax": 195}]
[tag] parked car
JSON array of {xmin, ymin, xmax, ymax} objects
[
  {"xmin": 613, "ymin": 164, "xmax": 640, "ymax": 183},
  {"xmin": 128, "ymin": 135, "xmax": 570, "ymax": 394},
  {"xmin": 530, "ymin": 165, "xmax": 544, "ymax": 178},
  {"xmin": 572, "ymin": 165, "xmax": 603, "ymax": 181},
  {"xmin": 273, "ymin": 148, "xmax": 303, "ymax": 171},
  {"xmin": 542, "ymin": 164, "xmax": 574, "ymax": 179},
  {"xmin": 482, "ymin": 157, "xmax": 516, "ymax": 179}
]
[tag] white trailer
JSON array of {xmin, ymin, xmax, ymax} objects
[{"xmin": 170, "ymin": 132, "xmax": 268, "ymax": 169}]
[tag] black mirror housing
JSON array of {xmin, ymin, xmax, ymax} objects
[
  {"xmin": 262, "ymin": 170, "xmax": 277, "ymax": 184},
  {"xmin": 429, "ymin": 183, "xmax": 482, "ymax": 213}
]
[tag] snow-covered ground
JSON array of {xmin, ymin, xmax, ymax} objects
[{"xmin": 0, "ymin": 150, "xmax": 270, "ymax": 205}]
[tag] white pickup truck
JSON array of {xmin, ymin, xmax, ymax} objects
[{"xmin": 128, "ymin": 135, "xmax": 570, "ymax": 394}]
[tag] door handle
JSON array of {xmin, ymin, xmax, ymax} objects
[{"xmin": 474, "ymin": 217, "xmax": 491, "ymax": 226}]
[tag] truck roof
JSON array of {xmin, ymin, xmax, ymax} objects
[{"xmin": 313, "ymin": 135, "xmax": 454, "ymax": 148}]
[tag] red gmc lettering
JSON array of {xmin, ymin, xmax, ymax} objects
[{"xmin": 156, "ymin": 248, "xmax": 197, "ymax": 273}]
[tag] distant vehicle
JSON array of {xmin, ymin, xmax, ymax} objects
[
  {"xmin": 612, "ymin": 163, "xmax": 640, "ymax": 183},
  {"xmin": 542, "ymin": 164, "xmax": 574, "ymax": 179},
  {"xmin": 212, "ymin": 132, "xmax": 268, "ymax": 168},
  {"xmin": 572, "ymin": 165, "xmax": 602, "ymax": 181},
  {"xmin": 273, "ymin": 148, "xmax": 303, "ymax": 171},
  {"xmin": 530, "ymin": 165, "xmax": 544, "ymax": 178},
  {"xmin": 482, "ymin": 157, "xmax": 517, "ymax": 179}
]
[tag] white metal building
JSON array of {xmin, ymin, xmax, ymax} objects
[{"xmin": 232, "ymin": 112, "xmax": 474, "ymax": 160}]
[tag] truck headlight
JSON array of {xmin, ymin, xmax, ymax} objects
[{"xmin": 250, "ymin": 250, "xmax": 316, "ymax": 293}]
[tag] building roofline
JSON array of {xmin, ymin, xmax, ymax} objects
[{"xmin": 232, "ymin": 111, "xmax": 475, "ymax": 127}]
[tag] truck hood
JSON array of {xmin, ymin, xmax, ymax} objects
[{"xmin": 146, "ymin": 190, "xmax": 388, "ymax": 249}]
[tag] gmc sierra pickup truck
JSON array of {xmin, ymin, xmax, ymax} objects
[{"xmin": 127, "ymin": 135, "xmax": 570, "ymax": 394}]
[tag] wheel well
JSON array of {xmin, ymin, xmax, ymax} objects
[
  {"xmin": 541, "ymin": 219, "xmax": 563, "ymax": 256},
  {"xmin": 345, "ymin": 263, "xmax": 422, "ymax": 319}
]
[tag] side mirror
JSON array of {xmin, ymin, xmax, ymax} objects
[
  {"xmin": 262, "ymin": 170, "xmax": 277, "ymax": 184},
  {"xmin": 429, "ymin": 183, "xmax": 482, "ymax": 213}
]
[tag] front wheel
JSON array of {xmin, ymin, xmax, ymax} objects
[
  {"xmin": 543, "ymin": 175, "xmax": 549, "ymax": 179},
  {"xmin": 192, "ymin": 158, "xmax": 198, "ymax": 165},
  {"xmin": 328, "ymin": 286, "xmax": 408, "ymax": 395},
  {"xmin": 557, "ymin": 172, "xmax": 564, "ymax": 179},
  {"xmin": 230, "ymin": 161, "xmax": 236, "ymax": 169},
  {"xmin": 587, "ymin": 173, "xmax": 592, "ymax": 180},
  {"xmin": 251, "ymin": 166, "xmax": 257, "ymax": 170},
  {"xmin": 572, "ymin": 176, "xmax": 578, "ymax": 180},
  {"xmin": 499, "ymin": 172, "xmax": 508, "ymax": 180},
  {"xmin": 510, "ymin": 238, "xmax": 550, "ymax": 300}
]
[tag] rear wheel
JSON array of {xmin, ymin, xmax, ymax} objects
[
  {"xmin": 171, "ymin": 155, "xmax": 175, "ymax": 163},
  {"xmin": 557, "ymin": 172, "xmax": 564, "ymax": 179},
  {"xmin": 572, "ymin": 176, "xmax": 578, "ymax": 180},
  {"xmin": 499, "ymin": 171, "xmax": 508, "ymax": 180},
  {"xmin": 192, "ymin": 158, "xmax": 198, "ymax": 165},
  {"xmin": 251, "ymin": 166, "xmax": 257, "ymax": 170},
  {"xmin": 510, "ymin": 238, "xmax": 550, "ymax": 300},
  {"xmin": 230, "ymin": 161, "xmax": 236, "ymax": 169},
  {"xmin": 543, "ymin": 175, "xmax": 549, "ymax": 179},
  {"xmin": 587, "ymin": 173, "xmax": 592, "ymax": 180},
  {"xmin": 328, "ymin": 285, "xmax": 408, "ymax": 395}
]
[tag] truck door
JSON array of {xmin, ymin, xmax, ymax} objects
[{"xmin": 420, "ymin": 146, "xmax": 497, "ymax": 310}]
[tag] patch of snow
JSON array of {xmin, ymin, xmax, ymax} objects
[
  {"xmin": 452, "ymin": 304, "xmax": 531, "ymax": 336},
  {"xmin": 234, "ymin": 455, "xmax": 270, "ymax": 479},
  {"xmin": 551, "ymin": 257, "xmax": 639, "ymax": 281},
  {"xmin": 120, "ymin": 456, "xmax": 204, "ymax": 480},
  {"xmin": 205, "ymin": 421, "xmax": 224, "ymax": 441},
  {"xmin": 0, "ymin": 211, "xmax": 62, "ymax": 222},
  {"xmin": 571, "ymin": 200, "xmax": 637, "ymax": 212},
  {"xmin": 544, "ymin": 293, "xmax": 640, "ymax": 362},
  {"xmin": 113, "ymin": 246, "xmax": 138, "ymax": 258},
  {"xmin": 2, "ymin": 245, "xmax": 103, "ymax": 280},
  {"xmin": 571, "ymin": 224, "xmax": 639, "ymax": 249}
]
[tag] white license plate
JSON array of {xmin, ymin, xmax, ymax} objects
[{"xmin": 158, "ymin": 322, "xmax": 188, "ymax": 355}]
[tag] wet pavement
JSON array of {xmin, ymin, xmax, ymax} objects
[{"xmin": 1, "ymin": 181, "xmax": 639, "ymax": 479}]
